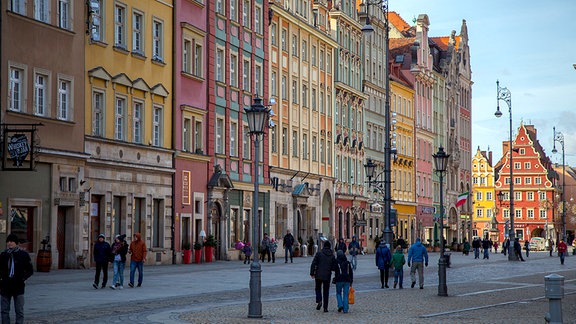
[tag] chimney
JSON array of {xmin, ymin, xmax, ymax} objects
[{"xmin": 488, "ymin": 151, "xmax": 493, "ymax": 166}]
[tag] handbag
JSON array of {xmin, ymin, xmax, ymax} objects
[{"xmin": 348, "ymin": 286, "xmax": 355, "ymax": 304}]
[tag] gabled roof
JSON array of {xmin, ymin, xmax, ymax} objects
[
  {"xmin": 388, "ymin": 11, "xmax": 412, "ymax": 34},
  {"xmin": 430, "ymin": 36, "xmax": 461, "ymax": 51}
]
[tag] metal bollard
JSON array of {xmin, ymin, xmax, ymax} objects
[
  {"xmin": 301, "ymin": 244, "xmax": 308, "ymax": 257},
  {"xmin": 313, "ymin": 244, "xmax": 318, "ymax": 255},
  {"xmin": 544, "ymin": 274, "xmax": 564, "ymax": 324}
]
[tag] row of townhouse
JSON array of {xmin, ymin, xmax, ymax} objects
[{"xmin": 0, "ymin": 0, "xmax": 471, "ymax": 270}]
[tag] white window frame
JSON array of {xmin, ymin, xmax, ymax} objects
[
  {"xmin": 57, "ymin": 76, "xmax": 72, "ymax": 121},
  {"xmin": 255, "ymin": 64, "xmax": 262, "ymax": 95},
  {"xmin": 183, "ymin": 39, "xmax": 191, "ymax": 74},
  {"xmin": 34, "ymin": 71, "xmax": 49, "ymax": 116},
  {"xmin": 8, "ymin": 64, "xmax": 26, "ymax": 112},
  {"xmin": 243, "ymin": 125, "xmax": 250, "ymax": 159},
  {"xmin": 153, "ymin": 105, "xmax": 162, "ymax": 146},
  {"xmin": 90, "ymin": 0, "xmax": 104, "ymax": 41},
  {"xmin": 230, "ymin": 0, "xmax": 237, "ymax": 21},
  {"xmin": 216, "ymin": 0, "xmax": 224, "ymax": 15},
  {"xmin": 230, "ymin": 121, "xmax": 238, "ymax": 157},
  {"xmin": 216, "ymin": 116, "xmax": 224, "ymax": 154},
  {"xmin": 132, "ymin": 10, "xmax": 144, "ymax": 55},
  {"xmin": 11, "ymin": 0, "xmax": 27, "ymax": 14},
  {"xmin": 230, "ymin": 53, "xmax": 238, "ymax": 87},
  {"xmin": 242, "ymin": 59, "xmax": 250, "ymax": 91},
  {"xmin": 183, "ymin": 117, "xmax": 191, "ymax": 152},
  {"xmin": 114, "ymin": 3, "xmax": 127, "ymax": 48},
  {"xmin": 216, "ymin": 48, "xmax": 224, "ymax": 82},
  {"xmin": 133, "ymin": 100, "xmax": 143, "ymax": 144},
  {"xmin": 527, "ymin": 209, "xmax": 535, "ymax": 219},
  {"xmin": 242, "ymin": 0, "xmax": 250, "ymax": 27},
  {"xmin": 92, "ymin": 89, "xmax": 105, "ymax": 136},
  {"xmin": 58, "ymin": 0, "xmax": 71, "ymax": 30},
  {"xmin": 115, "ymin": 96, "xmax": 126, "ymax": 140},
  {"xmin": 182, "ymin": 29, "xmax": 204, "ymax": 78},
  {"xmin": 35, "ymin": 0, "xmax": 50, "ymax": 23},
  {"xmin": 255, "ymin": 5, "xmax": 262, "ymax": 34},
  {"xmin": 152, "ymin": 18, "xmax": 164, "ymax": 62}
]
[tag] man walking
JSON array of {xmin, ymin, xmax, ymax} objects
[
  {"xmin": 310, "ymin": 241, "xmax": 336, "ymax": 312},
  {"xmin": 348, "ymin": 236, "xmax": 360, "ymax": 270},
  {"xmin": 128, "ymin": 233, "xmax": 147, "ymax": 288},
  {"xmin": 260, "ymin": 233, "xmax": 271, "ymax": 262},
  {"xmin": 375, "ymin": 240, "xmax": 392, "ymax": 288},
  {"xmin": 472, "ymin": 237, "xmax": 481, "ymax": 259},
  {"xmin": 481, "ymin": 237, "xmax": 490, "ymax": 259},
  {"xmin": 513, "ymin": 238, "xmax": 525, "ymax": 261},
  {"xmin": 283, "ymin": 230, "xmax": 295, "ymax": 263},
  {"xmin": 93, "ymin": 234, "xmax": 111, "ymax": 289},
  {"xmin": 0, "ymin": 233, "xmax": 33, "ymax": 324},
  {"xmin": 407, "ymin": 238, "xmax": 428, "ymax": 289},
  {"xmin": 558, "ymin": 239, "xmax": 567, "ymax": 265}
]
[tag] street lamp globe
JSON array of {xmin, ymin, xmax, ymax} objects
[
  {"xmin": 364, "ymin": 158, "xmax": 376, "ymax": 179},
  {"xmin": 432, "ymin": 146, "xmax": 449, "ymax": 172}
]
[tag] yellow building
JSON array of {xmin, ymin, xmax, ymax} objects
[
  {"xmin": 472, "ymin": 147, "xmax": 497, "ymax": 239},
  {"xmin": 83, "ymin": 0, "xmax": 174, "ymax": 264}
]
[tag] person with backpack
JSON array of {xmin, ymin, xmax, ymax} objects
[
  {"xmin": 334, "ymin": 250, "xmax": 353, "ymax": 314},
  {"xmin": 310, "ymin": 241, "xmax": 337, "ymax": 312},
  {"xmin": 375, "ymin": 240, "xmax": 392, "ymax": 288}
]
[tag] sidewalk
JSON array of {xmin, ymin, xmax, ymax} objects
[{"xmin": 24, "ymin": 251, "xmax": 576, "ymax": 323}]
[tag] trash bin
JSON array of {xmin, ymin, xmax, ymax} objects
[{"xmin": 444, "ymin": 253, "xmax": 451, "ymax": 268}]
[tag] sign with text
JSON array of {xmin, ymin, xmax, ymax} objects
[
  {"xmin": 2, "ymin": 125, "xmax": 40, "ymax": 171},
  {"xmin": 182, "ymin": 170, "xmax": 191, "ymax": 205}
]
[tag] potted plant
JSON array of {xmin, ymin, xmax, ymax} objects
[
  {"xmin": 204, "ymin": 235, "xmax": 217, "ymax": 262},
  {"xmin": 193, "ymin": 242, "xmax": 202, "ymax": 263},
  {"xmin": 182, "ymin": 242, "xmax": 192, "ymax": 264}
]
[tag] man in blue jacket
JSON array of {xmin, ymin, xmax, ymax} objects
[{"xmin": 407, "ymin": 238, "xmax": 428, "ymax": 289}]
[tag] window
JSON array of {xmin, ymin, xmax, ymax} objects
[
  {"xmin": 514, "ymin": 177, "xmax": 521, "ymax": 184},
  {"xmin": 312, "ymin": 45, "xmax": 317, "ymax": 66},
  {"xmin": 515, "ymin": 209, "xmax": 522, "ymax": 218},
  {"xmin": 535, "ymin": 177, "xmax": 541, "ymax": 185},
  {"xmin": 281, "ymin": 76, "xmax": 287, "ymax": 100},
  {"xmin": 152, "ymin": 105, "xmax": 162, "ymax": 146},
  {"xmin": 133, "ymin": 101, "xmax": 143, "ymax": 144},
  {"xmin": 527, "ymin": 192, "xmax": 534, "ymax": 201},
  {"xmin": 193, "ymin": 40, "xmax": 203, "ymax": 77},
  {"xmin": 327, "ymin": 53, "xmax": 332, "ymax": 72},
  {"xmin": 476, "ymin": 192, "xmax": 482, "ymax": 201},
  {"xmin": 184, "ymin": 115, "xmax": 204, "ymax": 153},
  {"xmin": 302, "ymin": 85, "xmax": 308, "ymax": 107},
  {"xmin": 292, "ymin": 80, "xmax": 298, "ymax": 103},
  {"xmin": 183, "ymin": 39, "xmax": 191, "ymax": 73},
  {"xmin": 255, "ymin": 64, "xmax": 262, "ymax": 95},
  {"xmin": 114, "ymin": 4, "xmax": 126, "ymax": 48},
  {"xmin": 473, "ymin": 177, "xmax": 478, "ymax": 185},
  {"xmin": 515, "ymin": 192, "xmax": 521, "ymax": 201},
  {"xmin": 57, "ymin": 78, "xmax": 71, "ymax": 120},
  {"xmin": 132, "ymin": 11, "xmax": 144, "ymax": 54},
  {"xmin": 538, "ymin": 191, "xmax": 546, "ymax": 201},
  {"xmin": 476, "ymin": 209, "xmax": 483, "ymax": 217},
  {"xmin": 90, "ymin": 0, "xmax": 103, "ymax": 41},
  {"xmin": 183, "ymin": 118, "xmax": 191, "ymax": 152},
  {"xmin": 230, "ymin": 0, "xmax": 237, "ymax": 21},
  {"xmin": 292, "ymin": 130, "xmax": 298, "ymax": 157},
  {"xmin": 35, "ymin": 0, "xmax": 50, "ymax": 23},
  {"xmin": 282, "ymin": 127, "xmax": 287, "ymax": 155},
  {"xmin": 152, "ymin": 19, "xmax": 164, "ymax": 61},
  {"xmin": 319, "ymin": 50, "xmax": 324, "ymax": 70},
  {"xmin": 302, "ymin": 40, "xmax": 307, "ymax": 61},
  {"xmin": 58, "ymin": 0, "xmax": 70, "ymax": 29},
  {"xmin": 255, "ymin": 6, "xmax": 262, "ymax": 34},
  {"xmin": 527, "ymin": 209, "xmax": 534, "ymax": 219},
  {"xmin": 271, "ymin": 23, "xmax": 277, "ymax": 46},
  {"xmin": 320, "ymin": 138, "xmax": 325, "ymax": 163},
  {"xmin": 312, "ymin": 135, "xmax": 317, "ymax": 161},
  {"xmin": 216, "ymin": 48, "xmax": 224, "ymax": 82},
  {"xmin": 312, "ymin": 89, "xmax": 316, "ymax": 110},
  {"xmin": 271, "ymin": 127, "xmax": 277, "ymax": 153},
  {"xmin": 242, "ymin": 59, "xmax": 250, "ymax": 91},
  {"xmin": 194, "ymin": 119, "xmax": 203, "ymax": 152},
  {"xmin": 230, "ymin": 53, "xmax": 238, "ymax": 87},
  {"xmin": 8, "ymin": 66, "xmax": 24, "ymax": 112},
  {"xmin": 230, "ymin": 122, "xmax": 237, "ymax": 157},
  {"xmin": 216, "ymin": 0, "xmax": 224, "ymax": 14},
  {"xmin": 34, "ymin": 73, "xmax": 47, "ymax": 116},
  {"xmin": 93, "ymin": 90, "xmax": 104, "ymax": 136},
  {"xmin": 486, "ymin": 192, "xmax": 493, "ymax": 200},
  {"xmin": 271, "ymin": 72, "xmax": 277, "ymax": 97},
  {"xmin": 281, "ymin": 29, "xmax": 287, "ymax": 51},
  {"xmin": 514, "ymin": 162, "xmax": 520, "ymax": 169},
  {"xmin": 327, "ymin": 140, "xmax": 332, "ymax": 164},
  {"xmin": 216, "ymin": 117, "xmax": 224, "ymax": 154},
  {"xmin": 319, "ymin": 92, "xmax": 324, "ymax": 113},
  {"xmin": 503, "ymin": 209, "xmax": 509, "ymax": 218},
  {"xmin": 115, "ymin": 97, "xmax": 126, "ymax": 140},
  {"xmin": 524, "ymin": 162, "xmax": 531, "ymax": 169},
  {"xmin": 505, "ymin": 177, "xmax": 510, "ymax": 185},
  {"xmin": 242, "ymin": 0, "xmax": 250, "ymax": 27},
  {"xmin": 291, "ymin": 35, "xmax": 298, "ymax": 55},
  {"xmin": 303, "ymin": 133, "xmax": 308, "ymax": 159},
  {"xmin": 10, "ymin": 0, "xmax": 26, "ymax": 14},
  {"xmin": 525, "ymin": 177, "xmax": 531, "ymax": 184},
  {"xmin": 539, "ymin": 209, "xmax": 547, "ymax": 218}
]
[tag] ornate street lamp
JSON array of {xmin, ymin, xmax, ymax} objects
[
  {"xmin": 433, "ymin": 146, "xmax": 450, "ymax": 297},
  {"xmin": 495, "ymin": 80, "xmax": 518, "ymax": 261},
  {"xmin": 552, "ymin": 126, "xmax": 566, "ymax": 241},
  {"xmin": 245, "ymin": 95, "xmax": 271, "ymax": 318},
  {"xmin": 361, "ymin": 0, "xmax": 394, "ymax": 245}
]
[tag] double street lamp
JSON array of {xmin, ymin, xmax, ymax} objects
[
  {"xmin": 495, "ymin": 80, "xmax": 518, "ymax": 261},
  {"xmin": 245, "ymin": 95, "xmax": 272, "ymax": 318},
  {"xmin": 361, "ymin": 0, "xmax": 394, "ymax": 246},
  {"xmin": 433, "ymin": 146, "xmax": 449, "ymax": 297},
  {"xmin": 552, "ymin": 126, "xmax": 566, "ymax": 241}
]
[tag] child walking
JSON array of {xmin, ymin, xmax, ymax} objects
[
  {"xmin": 391, "ymin": 245, "xmax": 406, "ymax": 289},
  {"xmin": 242, "ymin": 242, "xmax": 253, "ymax": 264},
  {"xmin": 269, "ymin": 238, "xmax": 278, "ymax": 263}
]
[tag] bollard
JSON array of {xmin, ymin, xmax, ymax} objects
[
  {"xmin": 544, "ymin": 274, "xmax": 564, "ymax": 324},
  {"xmin": 301, "ymin": 244, "xmax": 308, "ymax": 257},
  {"xmin": 313, "ymin": 244, "xmax": 318, "ymax": 255}
]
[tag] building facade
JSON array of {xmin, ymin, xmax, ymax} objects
[{"xmin": 471, "ymin": 147, "xmax": 497, "ymax": 240}]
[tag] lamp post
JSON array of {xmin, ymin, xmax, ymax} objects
[
  {"xmin": 361, "ymin": 0, "xmax": 394, "ymax": 246},
  {"xmin": 552, "ymin": 127, "xmax": 566, "ymax": 241},
  {"xmin": 495, "ymin": 80, "xmax": 518, "ymax": 261},
  {"xmin": 245, "ymin": 95, "xmax": 271, "ymax": 318},
  {"xmin": 433, "ymin": 146, "xmax": 450, "ymax": 297}
]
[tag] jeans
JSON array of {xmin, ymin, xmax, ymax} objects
[
  {"xmin": 483, "ymin": 248, "xmax": 489, "ymax": 259},
  {"xmin": 474, "ymin": 247, "xmax": 480, "ymax": 259},
  {"xmin": 113, "ymin": 260, "xmax": 126, "ymax": 286},
  {"xmin": 1, "ymin": 294, "xmax": 24, "ymax": 324},
  {"xmin": 410, "ymin": 261, "xmax": 424, "ymax": 288},
  {"xmin": 379, "ymin": 267, "xmax": 390, "ymax": 287},
  {"xmin": 350, "ymin": 255, "xmax": 357, "ymax": 270},
  {"xmin": 335, "ymin": 281, "xmax": 351, "ymax": 312},
  {"xmin": 94, "ymin": 261, "xmax": 109, "ymax": 287},
  {"xmin": 261, "ymin": 248, "xmax": 271, "ymax": 262},
  {"xmin": 314, "ymin": 279, "xmax": 330, "ymax": 310},
  {"xmin": 130, "ymin": 260, "xmax": 144, "ymax": 285},
  {"xmin": 526, "ymin": 249, "xmax": 530, "ymax": 257},
  {"xmin": 393, "ymin": 268, "xmax": 404, "ymax": 288},
  {"xmin": 560, "ymin": 252, "xmax": 566, "ymax": 264},
  {"xmin": 284, "ymin": 246, "xmax": 293, "ymax": 262}
]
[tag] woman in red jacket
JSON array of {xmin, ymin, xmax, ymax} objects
[{"xmin": 557, "ymin": 239, "xmax": 568, "ymax": 265}]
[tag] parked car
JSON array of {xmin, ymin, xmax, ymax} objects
[{"xmin": 529, "ymin": 237, "xmax": 546, "ymax": 251}]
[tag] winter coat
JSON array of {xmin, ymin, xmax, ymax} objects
[
  {"xmin": 94, "ymin": 240, "xmax": 111, "ymax": 263},
  {"xmin": 129, "ymin": 233, "xmax": 147, "ymax": 262},
  {"xmin": 335, "ymin": 241, "xmax": 347, "ymax": 254},
  {"xmin": 390, "ymin": 250, "xmax": 406, "ymax": 269},
  {"xmin": 334, "ymin": 254, "xmax": 353, "ymax": 284},
  {"xmin": 269, "ymin": 242, "xmax": 278, "ymax": 253},
  {"xmin": 463, "ymin": 242, "xmax": 471, "ymax": 252},
  {"xmin": 407, "ymin": 240, "xmax": 429, "ymax": 264},
  {"xmin": 261, "ymin": 237, "xmax": 271, "ymax": 251},
  {"xmin": 557, "ymin": 242, "xmax": 568, "ymax": 253},
  {"xmin": 111, "ymin": 240, "xmax": 128, "ymax": 263},
  {"xmin": 375, "ymin": 243, "xmax": 392, "ymax": 269},
  {"xmin": 472, "ymin": 239, "xmax": 481, "ymax": 249},
  {"xmin": 348, "ymin": 240, "xmax": 360, "ymax": 256},
  {"xmin": 310, "ymin": 247, "xmax": 337, "ymax": 281},
  {"xmin": 0, "ymin": 247, "xmax": 33, "ymax": 297},
  {"xmin": 481, "ymin": 239, "xmax": 490, "ymax": 250},
  {"xmin": 283, "ymin": 233, "xmax": 295, "ymax": 248},
  {"xmin": 242, "ymin": 245, "xmax": 253, "ymax": 256}
]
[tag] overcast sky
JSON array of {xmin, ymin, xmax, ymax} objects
[{"xmin": 390, "ymin": 0, "xmax": 576, "ymax": 166}]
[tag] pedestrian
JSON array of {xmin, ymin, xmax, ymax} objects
[
  {"xmin": 481, "ymin": 237, "xmax": 490, "ymax": 259},
  {"xmin": 548, "ymin": 239, "xmax": 554, "ymax": 257},
  {"xmin": 348, "ymin": 236, "xmax": 360, "ymax": 270},
  {"xmin": 462, "ymin": 238, "xmax": 471, "ymax": 256},
  {"xmin": 269, "ymin": 238, "xmax": 278, "ymax": 263},
  {"xmin": 493, "ymin": 241, "xmax": 499, "ymax": 254},
  {"xmin": 557, "ymin": 239, "xmax": 567, "ymax": 265},
  {"xmin": 472, "ymin": 237, "xmax": 481, "ymax": 259},
  {"xmin": 93, "ymin": 233, "xmax": 111, "ymax": 289},
  {"xmin": 260, "ymin": 233, "xmax": 271, "ymax": 262},
  {"xmin": 391, "ymin": 245, "xmax": 406, "ymax": 289},
  {"xmin": 0, "ymin": 233, "xmax": 33, "ymax": 324},
  {"xmin": 513, "ymin": 238, "xmax": 525, "ymax": 261},
  {"xmin": 334, "ymin": 250, "xmax": 353, "ymax": 314},
  {"xmin": 503, "ymin": 238, "xmax": 510, "ymax": 256},
  {"xmin": 242, "ymin": 242, "xmax": 252, "ymax": 264},
  {"xmin": 110, "ymin": 234, "xmax": 128, "ymax": 289},
  {"xmin": 335, "ymin": 238, "xmax": 347, "ymax": 254},
  {"xmin": 407, "ymin": 238, "xmax": 428, "ymax": 289},
  {"xmin": 375, "ymin": 239, "xmax": 392, "ymax": 288},
  {"xmin": 396, "ymin": 237, "xmax": 406, "ymax": 250},
  {"xmin": 128, "ymin": 232, "xmax": 147, "ymax": 288},
  {"xmin": 310, "ymin": 240, "xmax": 336, "ymax": 313},
  {"xmin": 524, "ymin": 240, "xmax": 530, "ymax": 257},
  {"xmin": 283, "ymin": 229, "xmax": 295, "ymax": 263}
]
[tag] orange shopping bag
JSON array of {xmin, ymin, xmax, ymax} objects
[{"xmin": 348, "ymin": 286, "xmax": 355, "ymax": 304}]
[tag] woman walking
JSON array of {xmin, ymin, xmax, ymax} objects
[
  {"xmin": 334, "ymin": 250, "xmax": 353, "ymax": 313},
  {"xmin": 110, "ymin": 235, "xmax": 128, "ymax": 289},
  {"xmin": 375, "ymin": 240, "xmax": 392, "ymax": 288}
]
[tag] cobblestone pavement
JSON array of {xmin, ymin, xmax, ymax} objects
[{"xmin": 23, "ymin": 251, "xmax": 576, "ymax": 323}]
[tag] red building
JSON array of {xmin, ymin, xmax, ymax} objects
[{"xmin": 494, "ymin": 124, "xmax": 559, "ymax": 244}]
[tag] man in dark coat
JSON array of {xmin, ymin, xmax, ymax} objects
[
  {"xmin": 93, "ymin": 233, "xmax": 111, "ymax": 289},
  {"xmin": 513, "ymin": 238, "xmax": 525, "ymax": 261},
  {"xmin": 283, "ymin": 230, "xmax": 295, "ymax": 263},
  {"xmin": 0, "ymin": 233, "xmax": 33, "ymax": 324},
  {"xmin": 310, "ymin": 240, "xmax": 336, "ymax": 312},
  {"xmin": 375, "ymin": 240, "xmax": 392, "ymax": 288}
]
